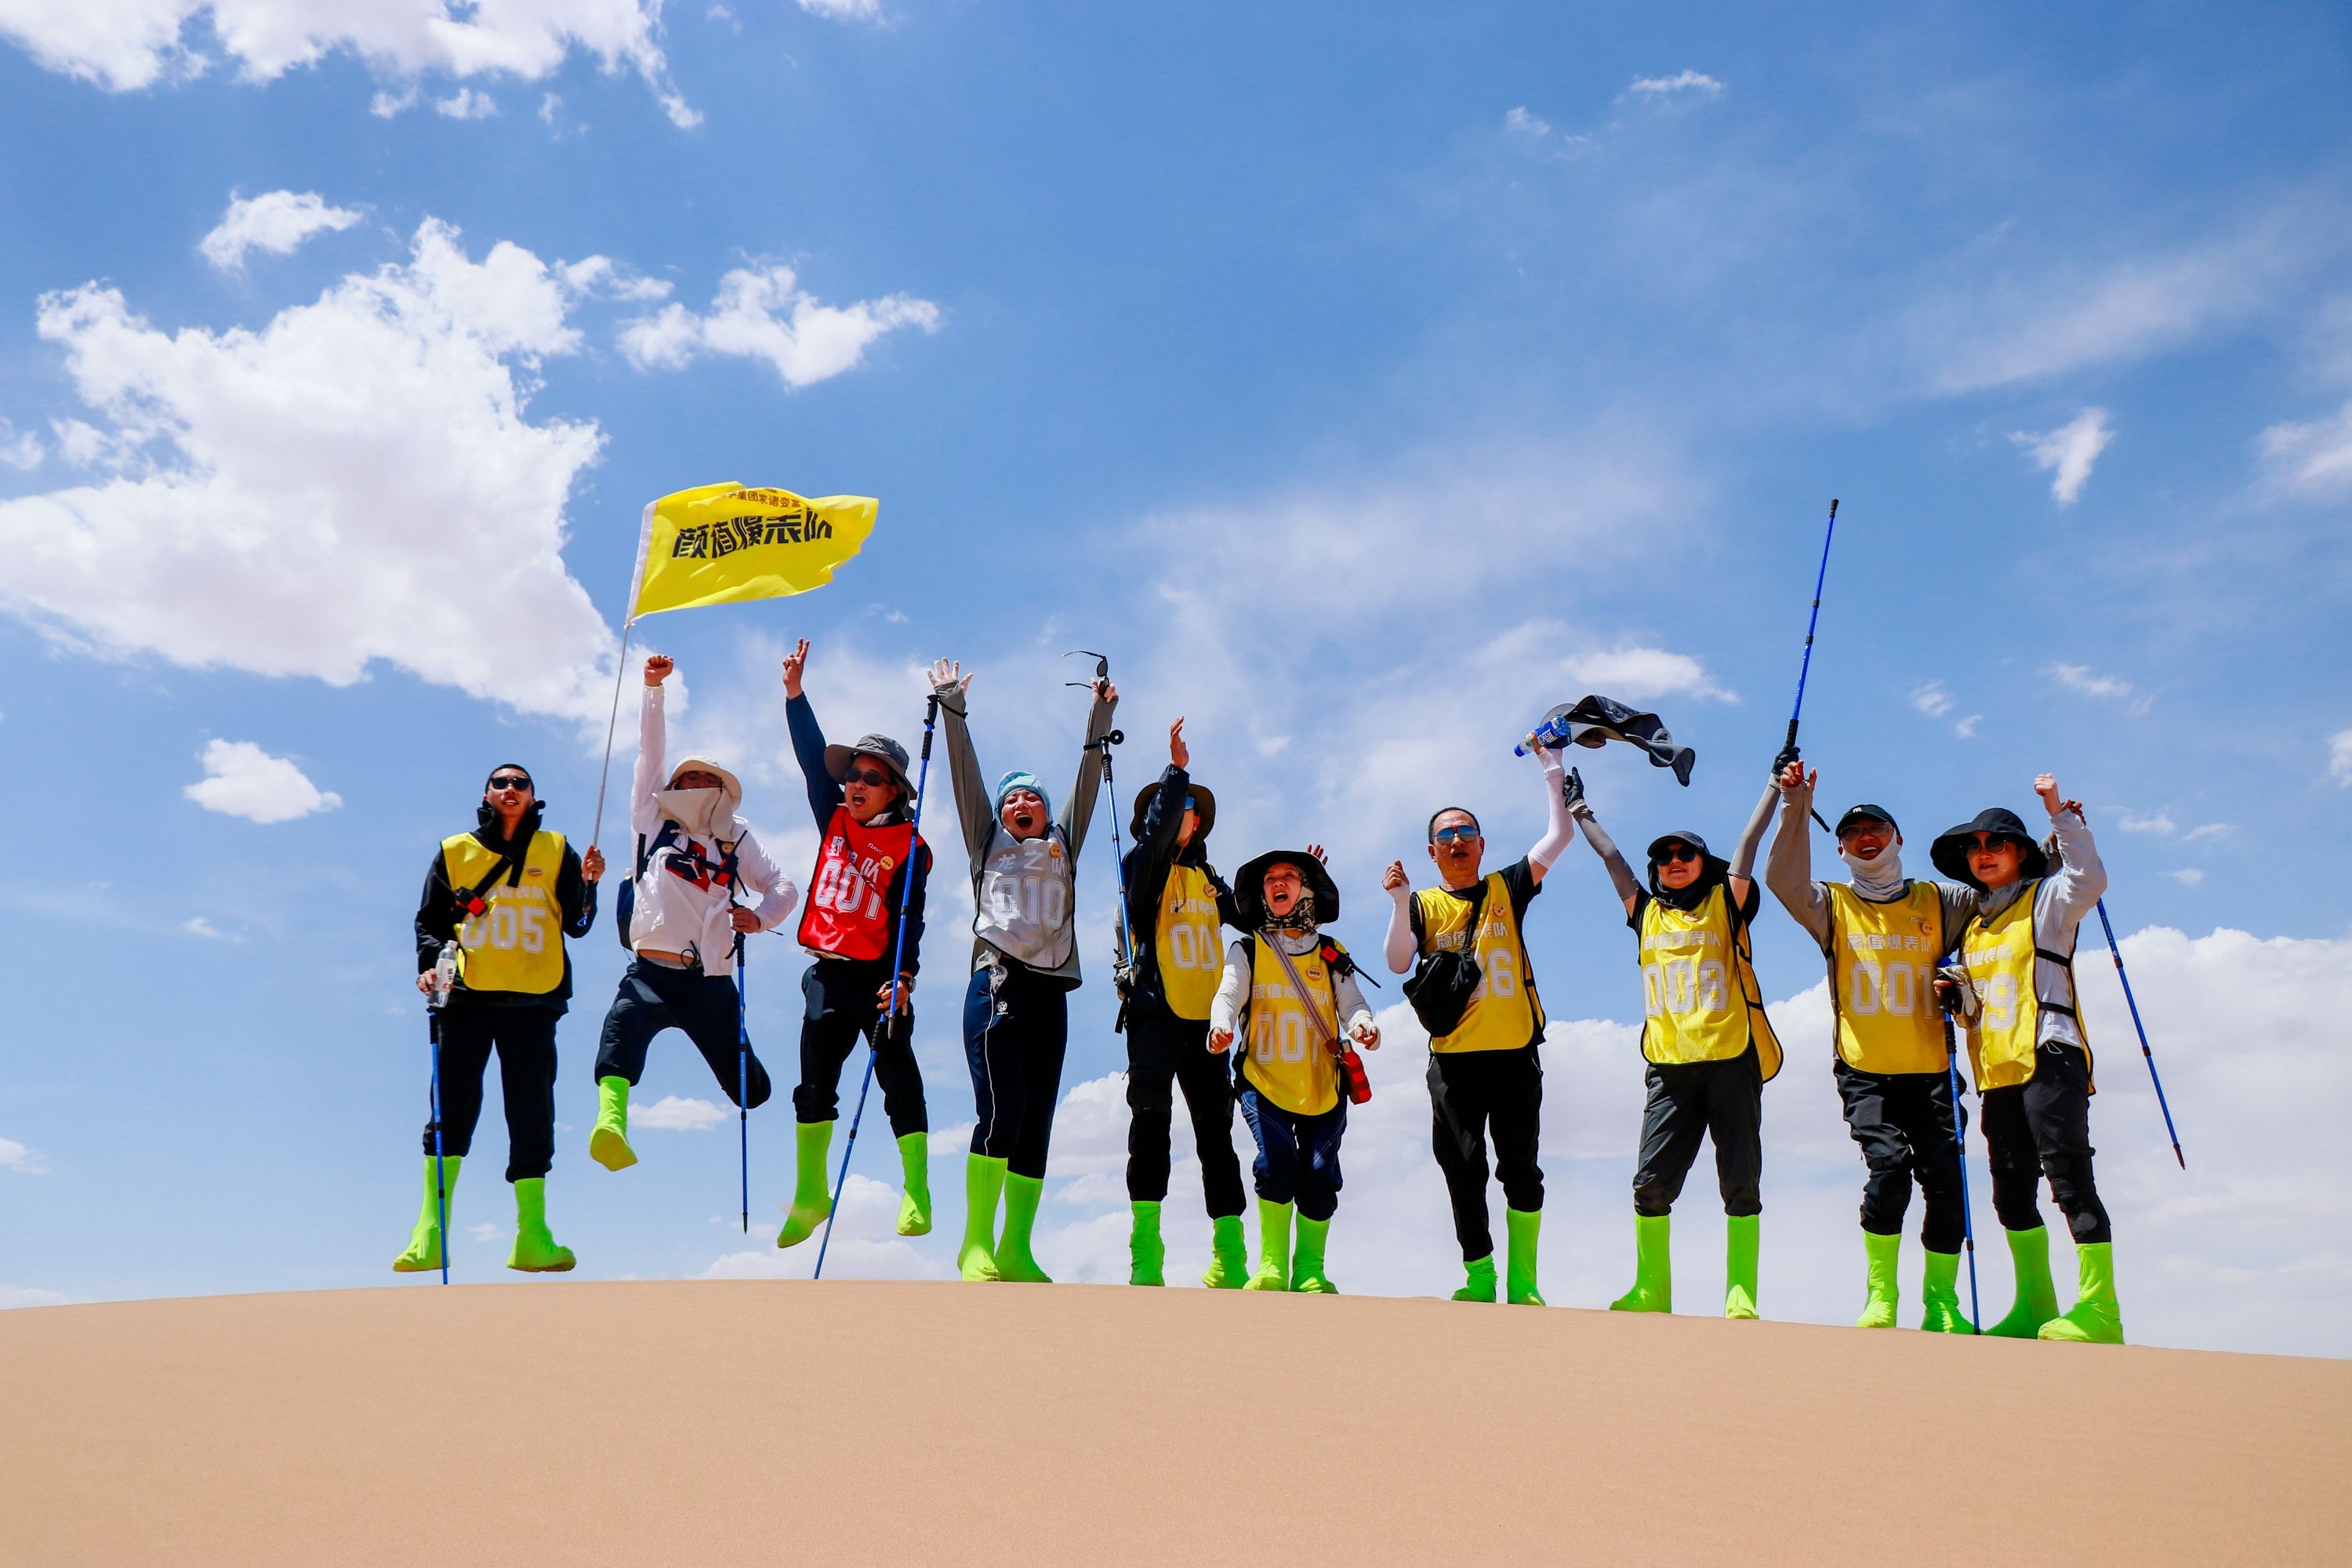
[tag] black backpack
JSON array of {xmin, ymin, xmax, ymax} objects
[{"xmin": 1403, "ymin": 880, "xmax": 1490, "ymax": 1039}]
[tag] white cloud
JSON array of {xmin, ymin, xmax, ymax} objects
[
  {"xmin": 795, "ymin": 0, "xmax": 882, "ymax": 19},
  {"xmin": 2118, "ymin": 809, "xmax": 2176, "ymax": 836},
  {"xmin": 1558, "ymin": 644, "xmax": 1733, "ymax": 702},
  {"xmin": 183, "ymin": 739, "xmax": 342, "ymax": 823},
  {"xmin": 368, "ymin": 84, "xmax": 418, "ymax": 118},
  {"xmin": 467, "ymin": 1221, "xmax": 501, "ymax": 1241},
  {"xmin": 2257, "ymin": 400, "xmax": 2352, "ymax": 496},
  {"xmin": 620, "ymin": 263, "xmax": 941, "ymax": 388},
  {"xmin": 0, "ymin": 219, "xmax": 620, "ymax": 720},
  {"xmin": 0, "ymin": 0, "xmax": 698, "ymax": 126},
  {"xmin": 1504, "ymin": 106, "xmax": 1552, "ymax": 138},
  {"xmin": 0, "ymin": 1284, "xmax": 71, "ymax": 1308},
  {"xmin": 2013, "ymin": 408, "xmax": 2114, "ymax": 505},
  {"xmin": 2180, "ymin": 822, "xmax": 2232, "ymax": 844},
  {"xmin": 1, "ymin": 1136, "xmax": 52, "ymax": 1174},
  {"xmin": 0, "ymin": 418, "xmax": 41, "ymax": 470},
  {"xmin": 631, "ymin": 1094, "xmax": 730, "ymax": 1131},
  {"xmin": 1626, "ymin": 71, "xmax": 1724, "ymax": 99},
  {"xmin": 181, "ymin": 914, "xmax": 245, "ymax": 940},
  {"xmin": 538, "ymin": 91, "xmax": 560, "ymax": 125},
  {"xmin": 2169, "ymin": 868, "xmax": 2205, "ymax": 884},
  {"xmin": 2048, "ymin": 661, "xmax": 2133, "ymax": 701},
  {"xmin": 1502, "ymin": 104, "xmax": 1589, "ymax": 162},
  {"xmin": 560, "ymin": 256, "xmax": 670, "ymax": 302},
  {"xmin": 434, "ymin": 86, "xmax": 496, "ymax": 119},
  {"xmin": 1953, "ymin": 714, "xmax": 1981, "ymax": 739},
  {"xmin": 1909, "ymin": 681, "xmax": 1954, "ymax": 717},
  {"xmin": 197, "ymin": 189, "xmax": 361, "ymax": 270},
  {"xmin": 2331, "ymin": 730, "xmax": 2352, "ymax": 786}
]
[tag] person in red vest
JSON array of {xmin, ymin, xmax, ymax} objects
[{"xmin": 773, "ymin": 639, "xmax": 937, "ymax": 1248}]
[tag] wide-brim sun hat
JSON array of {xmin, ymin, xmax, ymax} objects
[
  {"xmin": 1131, "ymin": 779, "xmax": 1217, "ymax": 840},
  {"xmin": 823, "ymin": 733, "xmax": 913, "ymax": 800},
  {"xmin": 1930, "ymin": 808, "xmax": 2050, "ymax": 889},
  {"xmin": 1231, "ymin": 849, "xmax": 1340, "ymax": 928}
]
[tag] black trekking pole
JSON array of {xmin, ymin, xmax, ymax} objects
[
  {"xmin": 1780, "ymin": 499, "xmax": 1840, "ymax": 836},
  {"xmin": 2069, "ymin": 807, "xmax": 2186, "ymax": 1169},
  {"xmin": 1940, "ymin": 1006, "xmax": 1982, "ymax": 1330},
  {"xmin": 815, "ymin": 695, "xmax": 940, "ymax": 1281},
  {"xmin": 1065, "ymin": 651, "xmax": 1135, "ymax": 998}
]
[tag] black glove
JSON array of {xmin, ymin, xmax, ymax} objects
[
  {"xmin": 1771, "ymin": 743, "xmax": 1801, "ymax": 777},
  {"xmin": 1561, "ymin": 766, "xmax": 1586, "ymax": 811}
]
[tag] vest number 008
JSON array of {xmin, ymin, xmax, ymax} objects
[{"xmin": 1642, "ymin": 956, "xmax": 1726, "ymax": 1018}]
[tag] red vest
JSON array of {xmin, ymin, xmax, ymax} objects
[{"xmin": 797, "ymin": 806, "xmax": 920, "ymax": 963}]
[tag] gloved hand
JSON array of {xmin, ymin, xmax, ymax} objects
[{"xmin": 1562, "ymin": 766, "xmax": 1588, "ymax": 815}]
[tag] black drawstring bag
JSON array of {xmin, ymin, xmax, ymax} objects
[{"xmin": 1403, "ymin": 881, "xmax": 1487, "ymax": 1039}]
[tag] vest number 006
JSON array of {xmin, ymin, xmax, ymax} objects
[
  {"xmin": 463, "ymin": 899, "xmax": 547, "ymax": 953},
  {"xmin": 1642, "ymin": 956, "xmax": 1726, "ymax": 1018}
]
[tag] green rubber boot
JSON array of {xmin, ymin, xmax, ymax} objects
[
  {"xmin": 1920, "ymin": 1248, "xmax": 1976, "ymax": 1334},
  {"xmin": 1989, "ymin": 1225, "xmax": 2061, "ymax": 1338},
  {"xmin": 1291, "ymin": 1214, "xmax": 1335, "ymax": 1294},
  {"xmin": 1452, "ymin": 1255, "xmax": 1497, "ymax": 1303},
  {"xmin": 1130, "ymin": 1201, "xmax": 1166, "ymax": 1287},
  {"xmin": 775, "ymin": 1120, "xmax": 833, "ymax": 1249},
  {"xmin": 1725, "ymin": 1213, "xmax": 1760, "ymax": 1319},
  {"xmin": 589, "ymin": 1076, "xmax": 637, "ymax": 1172},
  {"xmin": 2038, "ymin": 1241, "xmax": 2125, "ymax": 1344},
  {"xmin": 506, "ymin": 1177, "xmax": 575, "ymax": 1272},
  {"xmin": 1203, "ymin": 1214, "xmax": 1248, "ymax": 1288},
  {"xmin": 895, "ymin": 1131, "xmax": 932, "ymax": 1237},
  {"xmin": 995, "ymin": 1172, "xmax": 1053, "ymax": 1283},
  {"xmin": 1505, "ymin": 1207, "xmax": 1545, "ymax": 1306},
  {"xmin": 958, "ymin": 1153, "xmax": 1007, "ymax": 1282},
  {"xmin": 1856, "ymin": 1230, "xmax": 1900, "ymax": 1328},
  {"xmin": 1244, "ymin": 1198, "xmax": 1292, "ymax": 1291},
  {"xmin": 392, "ymin": 1154, "xmax": 463, "ymax": 1272},
  {"xmin": 1609, "ymin": 1213, "xmax": 1671, "ymax": 1312}
]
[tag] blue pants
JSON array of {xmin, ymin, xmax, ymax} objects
[
  {"xmin": 964, "ymin": 963, "xmax": 1069, "ymax": 1180},
  {"xmin": 1237, "ymin": 1083, "xmax": 1346, "ymax": 1222}
]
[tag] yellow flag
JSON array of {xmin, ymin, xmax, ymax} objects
[{"xmin": 627, "ymin": 482, "xmax": 878, "ymax": 620}]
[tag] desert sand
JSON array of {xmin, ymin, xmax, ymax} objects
[{"xmin": 4, "ymin": 1279, "xmax": 2346, "ymax": 1565}]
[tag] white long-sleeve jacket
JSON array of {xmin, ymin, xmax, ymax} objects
[{"xmin": 627, "ymin": 684, "xmax": 797, "ymax": 976}]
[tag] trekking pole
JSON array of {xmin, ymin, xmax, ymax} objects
[
  {"xmin": 1940, "ymin": 1008, "xmax": 1982, "ymax": 1330},
  {"xmin": 426, "ymin": 946, "xmax": 459, "ymax": 1287},
  {"xmin": 1094, "ymin": 728, "xmax": 1135, "ymax": 978},
  {"xmin": 736, "ymin": 935, "xmax": 750, "ymax": 1233},
  {"xmin": 1780, "ymin": 499, "xmax": 1840, "ymax": 836},
  {"xmin": 815, "ymin": 695, "xmax": 940, "ymax": 1281},
  {"xmin": 2067, "ymin": 809, "xmax": 2184, "ymax": 1168}
]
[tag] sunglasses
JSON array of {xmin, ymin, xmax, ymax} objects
[
  {"xmin": 1432, "ymin": 825, "xmax": 1482, "ymax": 845},
  {"xmin": 487, "ymin": 775, "xmax": 533, "ymax": 792},
  {"xmin": 1183, "ymin": 796, "xmax": 1197, "ymax": 811},
  {"xmin": 1654, "ymin": 845, "xmax": 1700, "ymax": 865},
  {"xmin": 844, "ymin": 767, "xmax": 897, "ymax": 789}
]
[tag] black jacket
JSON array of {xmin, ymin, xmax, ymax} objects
[{"xmin": 1120, "ymin": 763, "xmax": 1240, "ymax": 1019}]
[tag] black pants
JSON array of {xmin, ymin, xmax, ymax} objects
[
  {"xmin": 1427, "ymin": 1046, "xmax": 1544, "ymax": 1262},
  {"xmin": 426, "ymin": 1004, "xmax": 557, "ymax": 1183},
  {"xmin": 793, "ymin": 959, "xmax": 927, "ymax": 1138},
  {"xmin": 1630, "ymin": 1048, "xmax": 1762, "ymax": 1218},
  {"xmin": 1983, "ymin": 1043, "xmax": 2111, "ymax": 1244},
  {"xmin": 1835, "ymin": 1061, "xmax": 1965, "ymax": 1253},
  {"xmin": 1124, "ymin": 1001, "xmax": 1246, "ymax": 1218},
  {"xmin": 593, "ymin": 958, "xmax": 773, "ymax": 1109},
  {"xmin": 963, "ymin": 963, "xmax": 1069, "ymax": 1180}
]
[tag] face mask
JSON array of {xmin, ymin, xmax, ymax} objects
[
  {"xmin": 1839, "ymin": 840, "xmax": 1904, "ymax": 895},
  {"xmin": 655, "ymin": 786, "xmax": 727, "ymax": 839},
  {"xmin": 1263, "ymin": 891, "xmax": 1318, "ymax": 933}
]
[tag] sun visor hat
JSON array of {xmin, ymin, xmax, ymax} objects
[
  {"xmin": 1131, "ymin": 779, "xmax": 1217, "ymax": 840},
  {"xmin": 1930, "ymin": 808, "xmax": 2050, "ymax": 888}
]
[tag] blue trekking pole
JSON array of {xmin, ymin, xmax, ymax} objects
[
  {"xmin": 2069, "ymin": 810, "xmax": 2185, "ymax": 1168},
  {"xmin": 426, "ymin": 946, "xmax": 458, "ymax": 1286},
  {"xmin": 815, "ymin": 694, "xmax": 939, "ymax": 1281},
  {"xmin": 736, "ymin": 937, "xmax": 750, "ymax": 1232},
  {"xmin": 1776, "ymin": 499, "xmax": 1841, "ymax": 835},
  {"xmin": 1940, "ymin": 1010, "xmax": 1982, "ymax": 1330}
]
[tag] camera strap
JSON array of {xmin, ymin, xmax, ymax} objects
[{"xmin": 1265, "ymin": 934, "xmax": 1344, "ymax": 1058}]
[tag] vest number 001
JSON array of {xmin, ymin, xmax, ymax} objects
[{"xmin": 1844, "ymin": 956, "xmax": 1922, "ymax": 1017}]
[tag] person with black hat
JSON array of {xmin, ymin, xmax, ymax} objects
[
  {"xmin": 1119, "ymin": 717, "xmax": 1249, "ymax": 1287},
  {"xmin": 588, "ymin": 655, "xmax": 800, "ymax": 1174},
  {"xmin": 1207, "ymin": 851, "xmax": 1379, "ymax": 1293},
  {"xmin": 1378, "ymin": 744, "xmax": 1577, "ymax": 1306},
  {"xmin": 771, "ymin": 639, "xmax": 936, "ymax": 1249},
  {"xmin": 1567, "ymin": 775, "xmax": 1783, "ymax": 1318},
  {"xmin": 398, "ymin": 762, "xmax": 603, "ymax": 1275},
  {"xmin": 1766, "ymin": 761, "xmax": 1980, "ymax": 1332},
  {"xmin": 1930, "ymin": 775, "xmax": 2122, "ymax": 1343},
  {"xmin": 928, "ymin": 655, "xmax": 1118, "ymax": 1284}
]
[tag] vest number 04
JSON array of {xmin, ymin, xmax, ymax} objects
[{"xmin": 463, "ymin": 898, "xmax": 548, "ymax": 954}]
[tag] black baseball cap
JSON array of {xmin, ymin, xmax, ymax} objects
[{"xmin": 1834, "ymin": 803, "xmax": 1898, "ymax": 838}]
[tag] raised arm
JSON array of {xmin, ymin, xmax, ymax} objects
[
  {"xmin": 1566, "ymin": 783, "xmax": 1642, "ymax": 916},
  {"xmin": 632, "ymin": 656, "xmax": 673, "ymax": 838},
  {"xmin": 929, "ymin": 659, "xmax": 990, "ymax": 859},
  {"xmin": 1381, "ymin": 859, "xmax": 1418, "ymax": 974},
  {"xmin": 1059, "ymin": 677, "xmax": 1119, "ymax": 861},
  {"xmin": 1525, "ymin": 746, "xmax": 1576, "ymax": 884},
  {"xmin": 782, "ymin": 639, "xmax": 843, "ymax": 829},
  {"xmin": 1726, "ymin": 777, "xmax": 1779, "ymax": 907},
  {"xmin": 2039, "ymin": 774, "xmax": 2107, "ymax": 928},
  {"xmin": 1766, "ymin": 760, "xmax": 1831, "ymax": 946}
]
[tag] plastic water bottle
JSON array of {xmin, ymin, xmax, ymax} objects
[{"xmin": 1513, "ymin": 712, "xmax": 1576, "ymax": 757}]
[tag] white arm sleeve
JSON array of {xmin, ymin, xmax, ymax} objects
[
  {"xmin": 1209, "ymin": 941, "xmax": 1252, "ymax": 1035},
  {"xmin": 1384, "ymin": 888, "xmax": 1418, "ymax": 975},
  {"xmin": 1527, "ymin": 748, "xmax": 1575, "ymax": 870},
  {"xmin": 630, "ymin": 683, "xmax": 666, "ymax": 838},
  {"xmin": 735, "ymin": 830, "xmax": 800, "ymax": 931}
]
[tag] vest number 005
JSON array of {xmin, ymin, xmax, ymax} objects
[
  {"xmin": 463, "ymin": 899, "xmax": 547, "ymax": 953},
  {"xmin": 1642, "ymin": 956, "xmax": 1726, "ymax": 1018}
]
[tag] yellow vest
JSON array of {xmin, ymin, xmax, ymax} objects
[
  {"xmin": 1823, "ymin": 882, "xmax": 1947, "ymax": 1076},
  {"xmin": 1414, "ymin": 872, "xmax": 1544, "ymax": 1054},
  {"xmin": 1636, "ymin": 884, "xmax": 1783, "ymax": 1080},
  {"xmin": 1959, "ymin": 880, "xmax": 2093, "ymax": 1094},
  {"xmin": 1242, "ymin": 937, "xmax": 1341, "ymax": 1116},
  {"xmin": 1152, "ymin": 864, "xmax": 1225, "ymax": 1022},
  {"xmin": 440, "ymin": 829, "xmax": 568, "ymax": 996}
]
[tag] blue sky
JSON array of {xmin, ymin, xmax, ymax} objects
[{"xmin": 2, "ymin": 2, "xmax": 2349, "ymax": 1355}]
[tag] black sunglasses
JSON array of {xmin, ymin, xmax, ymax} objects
[
  {"xmin": 1654, "ymin": 844, "xmax": 1700, "ymax": 865},
  {"xmin": 487, "ymin": 775, "xmax": 534, "ymax": 792},
  {"xmin": 844, "ymin": 766, "xmax": 897, "ymax": 789}
]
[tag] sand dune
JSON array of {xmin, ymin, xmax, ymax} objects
[{"xmin": 4, "ymin": 1280, "xmax": 2345, "ymax": 1565}]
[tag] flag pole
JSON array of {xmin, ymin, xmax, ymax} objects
[{"xmin": 590, "ymin": 503, "xmax": 657, "ymax": 851}]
